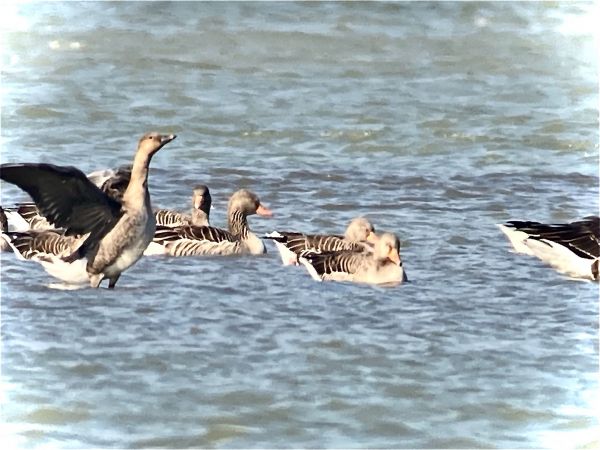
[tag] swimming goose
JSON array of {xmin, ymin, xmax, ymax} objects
[
  {"xmin": 146, "ymin": 189, "xmax": 272, "ymax": 257},
  {"xmin": 0, "ymin": 230, "xmax": 90, "ymax": 284},
  {"xmin": 264, "ymin": 217, "xmax": 378, "ymax": 265},
  {"xmin": 299, "ymin": 232, "xmax": 406, "ymax": 285},
  {"xmin": 90, "ymin": 166, "xmax": 211, "ymax": 227},
  {"xmin": 0, "ymin": 132, "xmax": 176, "ymax": 288},
  {"xmin": 155, "ymin": 185, "xmax": 211, "ymax": 227},
  {"xmin": 498, "ymin": 216, "xmax": 599, "ymax": 281}
]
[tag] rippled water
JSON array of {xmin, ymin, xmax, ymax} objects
[{"xmin": 1, "ymin": 2, "xmax": 598, "ymax": 448}]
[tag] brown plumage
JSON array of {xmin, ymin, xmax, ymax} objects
[
  {"xmin": 299, "ymin": 232, "xmax": 407, "ymax": 285},
  {"xmin": 154, "ymin": 185, "xmax": 212, "ymax": 227},
  {"xmin": 0, "ymin": 132, "xmax": 176, "ymax": 288},
  {"xmin": 146, "ymin": 189, "xmax": 272, "ymax": 257},
  {"xmin": 265, "ymin": 217, "xmax": 378, "ymax": 265}
]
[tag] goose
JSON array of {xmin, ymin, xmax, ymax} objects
[
  {"xmin": 498, "ymin": 216, "xmax": 599, "ymax": 281},
  {"xmin": 89, "ymin": 166, "xmax": 212, "ymax": 227},
  {"xmin": 145, "ymin": 189, "xmax": 272, "ymax": 256},
  {"xmin": 0, "ymin": 230, "xmax": 90, "ymax": 284},
  {"xmin": 4, "ymin": 182, "xmax": 211, "ymax": 231},
  {"xmin": 264, "ymin": 217, "xmax": 378, "ymax": 265},
  {"xmin": 154, "ymin": 185, "xmax": 211, "ymax": 227},
  {"xmin": 0, "ymin": 132, "xmax": 176, "ymax": 288},
  {"xmin": 299, "ymin": 232, "xmax": 407, "ymax": 285}
]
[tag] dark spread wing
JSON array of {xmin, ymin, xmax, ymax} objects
[{"xmin": 1, "ymin": 163, "xmax": 123, "ymax": 248}]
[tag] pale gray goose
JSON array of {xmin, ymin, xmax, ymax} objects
[
  {"xmin": 145, "ymin": 189, "xmax": 272, "ymax": 256},
  {"xmin": 0, "ymin": 132, "xmax": 176, "ymax": 288},
  {"xmin": 498, "ymin": 216, "xmax": 599, "ymax": 281},
  {"xmin": 299, "ymin": 232, "xmax": 407, "ymax": 285},
  {"xmin": 264, "ymin": 217, "xmax": 378, "ymax": 266},
  {"xmin": 154, "ymin": 185, "xmax": 211, "ymax": 227}
]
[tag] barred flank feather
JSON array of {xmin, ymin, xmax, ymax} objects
[
  {"xmin": 2, "ymin": 230, "xmax": 80, "ymax": 260},
  {"xmin": 299, "ymin": 233, "xmax": 405, "ymax": 285},
  {"xmin": 155, "ymin": 210, "xmax": 188, "ymax": 227}
]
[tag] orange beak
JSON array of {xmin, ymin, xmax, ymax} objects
[
  {"xmin": 366, "ymin": 231, "xmax": 378, "ymax": 244},
  {"xmin": 388, "ymin": 248, "xmax": 401, "ymax": 265},
  {"xmin": 256, "ymin": 204, "xmax": 273, "ymax": 217}
]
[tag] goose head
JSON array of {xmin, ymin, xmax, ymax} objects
[
  {"xmin": 345, "ymin": 217, "xmax": 377, "ymax": 243},
  {"xmin": 227, "ymin": 189, "xmax": 272, "ymax": 218},
  {"xmin": 137, "ymin": 132, "xmax": 177, "ymax": 157},
  {"xmin": 374, "ymin": 232, "xmax": 402, "ymax": 265},
  {"xmin": 192, "ymin": 185, "xmax": 212, "ymax": 214}
]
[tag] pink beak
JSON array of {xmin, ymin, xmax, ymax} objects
[{"xmin": 256, "ymin": 204, "xmax": 273, "ymax": 217}]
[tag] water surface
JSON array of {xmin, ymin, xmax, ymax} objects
[{"xmin": 1, "ymin": 2, "xmax": 598, "ymax": 448}]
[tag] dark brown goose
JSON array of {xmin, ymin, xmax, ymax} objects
[
  {"xmin": 299, "ymin": 232, "xmax": 406, "ymax": 285},
  {"xmin": 154, "ymin": 185, "xmax": 211, "ymax": 227},
  {"xmin": 264, "ymin": 217, "xmax": 378, "ymax": 265},
  {"xmin": 498, "ymin": 216, "xmax": 599, "ymax": 280},
  {"xmin": 145, "ymin": 189, "xmax": 272, "ymax": 256},
  {"xmin": 0, "ymin": 132, "xmax": 176, "ymax": 288}
]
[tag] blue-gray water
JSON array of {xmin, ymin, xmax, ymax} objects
[{"xmin": 1, "ymin": 2, "xmax": 598, "ymax": 448}]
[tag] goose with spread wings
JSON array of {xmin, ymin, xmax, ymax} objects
[
  {"xmin": 0, "ymin": 131, "xmax": 176, "ymax": 288},
  {"xmin": 497, "ymin": 216, "xmax": 599, "ymax": 281},
  {"xmin": 5, "ymin": 168, "xmax": 211, "ymax": 231}
]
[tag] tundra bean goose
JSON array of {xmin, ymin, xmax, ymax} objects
[
  {"xmin": 265, "ymin": 217, "xmax": 377, "ymax": 265},
  {"xmin": 0, "ymin": 132, "xmax": 176, "ymax": 288}
]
